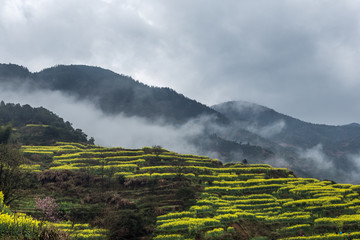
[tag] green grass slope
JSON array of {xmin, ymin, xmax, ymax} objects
[{"xmin": 13, "ymin": 142, "xmax": 360, "ymax": 240}]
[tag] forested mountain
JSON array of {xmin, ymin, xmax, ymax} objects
[
  {"xmin": 213, "ymin": 101, "xmax": 360, "ymax": 150},
  {"xmin": 0, "ymin": 101, "xmax": 91, "ymax": 145},
  {"xmin": 2, "ymin": 63, "xmax": 360, "ymax": 183},
  {"xmin": 0, "ymin": 64, "xmax": 227, "ymax": 124},
  {"xmin": 213, "ymin": 101, "xmax": 360, "ymax": 182},
  {"xmin": 0, "ymin": 63, "xmax": 273, "ymax": 163}
]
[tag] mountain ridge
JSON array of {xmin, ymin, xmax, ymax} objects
[
  {"xmin": 0, "ymin": 63, "xmax": 274, "ymax": 164},
  {"xmin": 213, "ymin": 100, "xmax": 360, "ymax": 183},
  {"xmin": 35, "ymin": 64, "xmax": 229, "ymax": 125},
  {"xmin": 1, "ymin": 63, "xmax": 360, "ymax": 183},
  {"xmin": 212, "ymin": 100, "xmax": 360, "ymax": 149}
]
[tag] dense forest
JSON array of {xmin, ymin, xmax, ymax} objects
[
  {"xmin": 0, "ymin": 101, "xmax": 91, "ymax": 145},
  {"xmin": 0, "ymin": 63, "xmax": 227, "ymax": 125}
]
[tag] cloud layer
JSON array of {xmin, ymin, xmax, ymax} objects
[
  {"xmin": 1, "ymin": 0, "xmax": 360, "ymax": 125},
  {"xmin": 0, "ymin": 84, "xmax": 209, "ymax": 155},
  {"xmin": 2, "ymin": 78, "xmax": 360, "ymax": 183}
]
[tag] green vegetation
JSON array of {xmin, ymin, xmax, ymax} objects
[
  {"xmin": 1, "ymin": 65, "xmax": 278, "ymax": 164},
  {"xmin": 0, "ymin": 141, "xmax": 359, "ymax": 239},
  {"xmin": 0, "ymin": 102, "xmax": 91, "ymax": 145}
]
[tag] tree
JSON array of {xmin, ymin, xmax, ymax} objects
[
  {"xmin": 152, "ymin": 145, "xmax": 163, "ymax": 157},
  {"xmin": 88, "ymin": 137, "xmax": 95, "ymax": 145},
  {"xmin": 175, "ymin": 187, "xmax": 196, "ymax": 209},
  {"xmin": 35, "ymin": 196, "xmax": 59, "ymax": 222},
  {"xmin": 0, "ymin": 124, "xmax": 25, "ymax": 204},
  {"xmin": 152, "ymin": 145, "xmax": 163, "ymax": 163},
  {"xmin": 0, "ymin": 124, "xmax": 12, "ymax": 144},
  {"xmin": 106, "ymin": 166, "xmax": 116, "ymax": 188}
]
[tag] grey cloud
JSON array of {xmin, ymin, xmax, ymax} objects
[
  {"xmin": 345, "ymin": 153, "xmax": 360, "ymax": 184},
  {"xmin": 1, "ymin": 0, "xmax": 360, "ymax": 124},
  {"xmin": 295, "ymin": 144, "xmax": 356, "ymax": 183},
  {"xmin": 262, "ymin": 144, "xmax": 360, "ymax": 183},
  {"xmin": 246, "ymin": 120, "xmax": 286, "ymax": 139},
  {"xmin": 265, "ymin": 157, "xmax": 291, "ymax": 170},
  {"xmin": 0, "ymin": 84, "xmax": 213, "ymax": 156},
  {"xmin": 297, "ymin": 144, "xmax": 334, "ymax": 173},
  {"xmin": 146, "ymin": 0, "xmax": 360, "ymax": 124}
]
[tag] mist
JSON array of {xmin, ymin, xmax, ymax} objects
[
  {"xmin": 345, "ymin": 153, "xmax": 360, "ymax": 184},
  {"xmin": 245, "ymin": 120, "xmax": 286, "ymax": 138},
  {"xmin": 2, "ymin": 81, "xmax": 360, "ymax": 183},
  {"xmin": 265, "ymin": 157, "xmax": 291, "ymax": 171},
  {"xmin": 296, "ymin": 144, "xmax": 335, "ymax": 179},
  {"xmin": 0, "ymin": 84, "xmax": 212, "ymax": 155},
  {"xmin": 293, "ymin": 144, "xmax": 360, "ymax": 184}
]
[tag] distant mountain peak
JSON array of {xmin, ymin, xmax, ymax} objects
[
  {"xmin": 343, "ymin": 123, "xmax": 360, "ymax": 127},
  {"xmin": 212, "ymin": 100, "xmax": 281, "ymax": 124},
  {"xmin": 213, "ymin": 100, "xmax": 269, "ymax": 112},
  {"xmin": 0, "ymin": 63, "xmax": 31, "ymax": 79},
  {"xmin": 0, "ymin": 63, "xmax": 228, "ymax": 125}
]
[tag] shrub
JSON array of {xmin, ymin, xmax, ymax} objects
[{"xmin": 35, "ymin": 196, "xmax": 59, "ymax": 222}]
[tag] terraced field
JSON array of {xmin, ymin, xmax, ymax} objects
[
  {"xmin": 15, "ymin": 142, "xmax": 360, "ymax": 239},
  {"xmin": 0, "ymin": 191, "xmax": 107, "ymax": 239}
]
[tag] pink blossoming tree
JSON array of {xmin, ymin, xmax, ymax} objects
[{"xmin": 35, "ymin": 196, "xmax": 59, "ymax": 222}]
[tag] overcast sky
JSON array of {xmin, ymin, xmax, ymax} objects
[{"xmin": 1, "ymin": 0, "xmax": 360, "ymax": 125}]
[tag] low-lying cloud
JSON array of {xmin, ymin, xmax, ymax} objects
[
  {"xmin": 296, "ymin": 144, "xmax": 336, "ymax": 180},
  {"xmin": 265, "ymin": 157, "xmax": 291, "ymax": 170},
  {"xmin": 293, "ymin": 144, "xmax": 360, "ymax": 184},
  {"xmin": 345, "ymin": 153, "xmax": 360, "ymax": 184},
  {"xmin": 298, "ymin": 144, "xmax": 334, "ymax": 171},
  {"xmin": 246, "ymin": 120, "xmax": 286, "ymax": 138},
  {"xmin": 0, "ymin": 84, "xmax": 213, "ymax": 155},
  {"xmin": 2, "ymin": 84, "xmax": 360, "ymax": 183}
]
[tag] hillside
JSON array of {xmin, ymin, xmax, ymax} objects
[
  {"xmin": 213, "ymin": 101, "xmax": 360, "ymax": 183},
  {"xmin": 0, "ymin": 101, "xmax": 91, "ymax": 145},
  {"xmin": 5, "ymin": 142, "xmax": 360, "ymax": 240},
  {"xmin": 0, "ymin": 63, "xmax": 227, "ymax": 125},
  {"xmin": 0, "ymin": 63, "xmax": 275, "ymax": 164},
  {"xmin": 212, "ymin": 101, "xmax": 360, "ymax": 150},
  {"xmin": 2, "ymin": 63, "xmax": 360, "ymax": 182}
]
